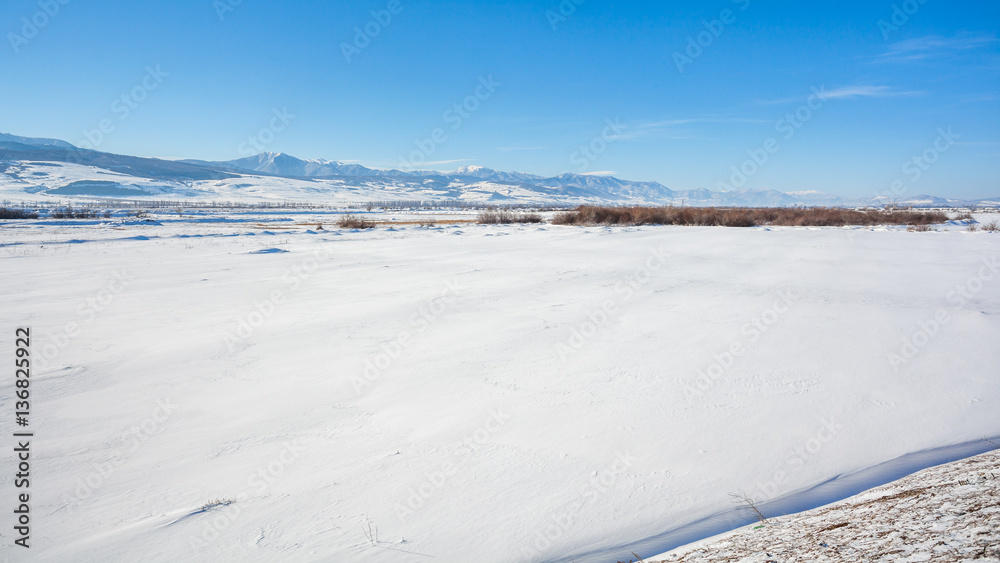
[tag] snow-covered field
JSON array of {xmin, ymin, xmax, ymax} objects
[{"xmin": 1, "ymin": 213, "xmax": 999, "ymax": 562}]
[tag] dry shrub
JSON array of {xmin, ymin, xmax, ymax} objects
[
  {"xmin": 51, "ymin": 206, "xmax": 99, "ymax": 219},
  {"xmin": 0, "ymin": 208, "xmax": 38, "ymax": 219},
  {"xmin": 983, "ymin": 220, "xmax": 1000, "ymax": 232},
  {"xmin": 551, "ymin": 206, "xmax": 949, "ymax": 228},
  {"xmin": 478, "ymin": 210, "xmax": 543, "ymax": 224},
  {"xmin": 551, "ymin": 211, "xmax": 578, "ymax": 225},
  {"xmin": 337, "ymin": 214, "xmax": 375, "ymax": 229}
]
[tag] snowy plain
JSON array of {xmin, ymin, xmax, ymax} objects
[{"xmin": 1, "ymin": 212, "xmax": 999, "ymax": 562}]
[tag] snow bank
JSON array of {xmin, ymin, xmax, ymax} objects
[{"xmin": 652, "ymin": 448, "xmax": 1000, "ymax": 562}]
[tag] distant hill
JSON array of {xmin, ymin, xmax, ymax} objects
[
  {"xmin": 1, "ymin": 133, "xmax": 995, "ymax": 207},
  {"xmin": 183, "ymin": 152, "xmax": 382, "ymax": 178},
  {"xmin": 0, "ymin": 132, "xmax": 77, "ymax": 150},
  {"xmin": 1, "ymin": 147, "xmax": 236, "ymax": 182}
]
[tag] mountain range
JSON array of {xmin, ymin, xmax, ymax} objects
[{"xmin": 1, "ymin": 133, "xmax": 996, "ymax": 208}]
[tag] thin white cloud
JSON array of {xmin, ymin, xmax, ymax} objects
[
  {"xmin": 638, "ymin": 117, "xmax": 769, "ymax": 128},
  {"xmin": 821, "ymin": 85, "xmax": 893, "ymax": 98},
  {"xmin": 614, "ymin": 116, "xmax": 767, "ymax": 140},
  {"xmin": 496, "ymin": 146, "xmax": 544, "ymax": 151},
  {"xmin": 876, "ymin": 34, "xmax": 998, "ymax": 63},
  {"xmin": 757, "ymin": 85, "xmax": 922, "ymax": 105},
  {"xmin": 960, "ymin": 93, "xmax": 999, "ymax": 103},
  {"xmin": 581, "ymin": 171, "xmax": 617, "ymax": 176}
]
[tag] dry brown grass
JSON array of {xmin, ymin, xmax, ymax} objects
[
  {"xmin": 336, "ymin": 214, "xmax": 376, "ymax": 229},
  {"xmin": 552, "ymin": 206, "xmax": 949, "ymax": 228},
  {"xmin": 478, "ymin": 210, "xmax": 544, "ymax": 224},
  {"xmin": 646, "ymin": 449, "xmax": 1000, "ymax": 563}
]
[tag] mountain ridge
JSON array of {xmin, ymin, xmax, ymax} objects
[{"xmin": 1, "ymin": 134, "xmax": 996, "ymax": 207}]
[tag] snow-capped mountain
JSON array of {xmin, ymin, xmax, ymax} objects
[
  {"xmin": 451, "ymin": 165, "xmax": 545, "ymax": 184},
  {"xmin": 1, "ymin": 134, "xmax": 995, "ymax": 207},
  {"xmin": 185, "ymin": 152, "xmax": 381, "ymax": 178}
]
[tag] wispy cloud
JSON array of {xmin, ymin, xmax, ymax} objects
[
  {"xmin": 960, "ymin": 93, "xmax": 999, "ymax": 103},
  {"xmin": 581, "ymin": 171, "xmax": 617, "ymax": 176},
  {"xmin": 757, "ymin": 85, "xmax": 923, "ymax": 105},
  {"xmin": 875, "ymin": 34, "xmax": 998, "ymax": 63},
  {"xmin": 496, "ymin": 146, "xmax": 544, "ymax": 151},
  {"xmin": 614, "ymin": 116, "xmax": 766, "ymax": 140},
  {"xmin": 821, "ymin": 85, "xmax": 895, "ymax": 98},
  {"xmin": 638, "ymin": 117, "xmax": 768, "ymax": 128}
]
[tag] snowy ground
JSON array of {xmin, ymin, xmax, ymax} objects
[
  {"xmin": 1, "ymin": 213, "xmax": 999, "ymax": 562},
  {"xmin": 652, "ymin": 448, "xmax": 1000, "ymax": 562}
]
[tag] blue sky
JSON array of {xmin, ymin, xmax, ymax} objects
[{"xmin": 2, "ymin": 0, "xmax": 998, "ymax": 198}]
